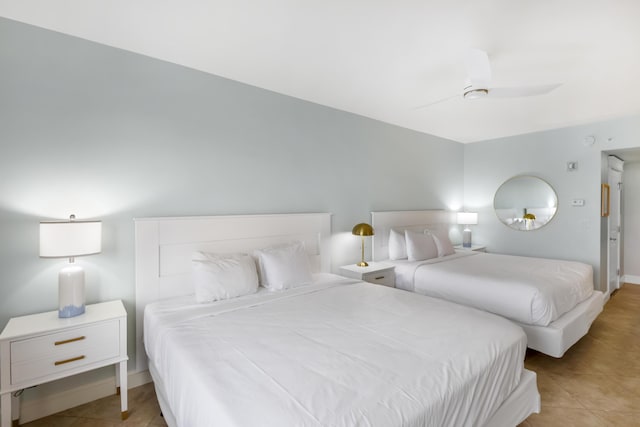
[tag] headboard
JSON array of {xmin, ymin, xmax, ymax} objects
[
  {"xmin": 134, "ymin": 213, "xmax": 331, "ymax": 372},
  {"xmin": 371, "ymin": 210, "xmax": 456, "ymax": 262}
]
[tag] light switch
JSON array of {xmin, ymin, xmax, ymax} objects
[{"xmin": 571, "ymin": 199, "xmax": 585, "ymax": 207}]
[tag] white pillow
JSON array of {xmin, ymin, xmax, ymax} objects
[
  {"xmin": 192, "ymin": 252, "xmax": 259, "ymax": 303},
  {"xmin": 426, "ymin": 229, "xmax": 455, "ymax": 257},
  {"xmin": 254, "ymin": 241, "xmax": 312, "ymax": 291},
  {"xmin": 388, "ymin": 228, "xmax": 407, "ymax": 260},
  {"xmin": 405, "ymin": 230, "xmax": 439, "ymax": 261}
]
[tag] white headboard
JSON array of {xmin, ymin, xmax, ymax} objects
[
  {"xmin": 371, "ymin": 210, "xmax": 456, "ymax": 262},
  {"xmin": 134, "ymin": 213, "xmax": 331, "ymax": 371}
]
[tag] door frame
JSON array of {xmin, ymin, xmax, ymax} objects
[{"xmin": 606, "ymin": 155, "xmax": 624, "ymax": 297}]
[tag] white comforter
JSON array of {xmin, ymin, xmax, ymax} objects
[
  {"xmin": 145, "ymin": 275, "xmax": 526, "ymax": 427},
  {"xmin": 393, "ymin": 252, "xmax": 594, "ymax": 326}
]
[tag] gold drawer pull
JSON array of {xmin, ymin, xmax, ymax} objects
[
  {"xmin": 55, "ymin": 336, "xmax": 85, "ymax": 346},
  {"xmin": 54, "ymin": 355, "xmax": 85, "ymax": 366},
  {"xmin": 375, "ymin": 276, "xmax": 385, "ymax": 280}
]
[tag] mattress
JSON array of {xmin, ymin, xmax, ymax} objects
[
  {"xmin": 144, "ymin": 274, "xmax": 528, "ymax": 427},
  {"xmin": 391, "ymin": 251, "xmax": 594, "ymax": 326}
]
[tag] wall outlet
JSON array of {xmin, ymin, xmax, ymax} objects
[{"xmin": 571, "ymin": 199, "xmax": 585, "ymax": 207}]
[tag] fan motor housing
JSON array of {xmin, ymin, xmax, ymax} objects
[{"xmin": 463, "ymin": 84, "xmax": 489, "ymax": 99}]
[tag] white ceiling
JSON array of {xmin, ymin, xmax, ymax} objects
[{"xmin": 2, "ymin": 1, "xmax": 640, "ymax": 143}]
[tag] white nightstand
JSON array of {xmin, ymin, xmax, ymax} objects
[
  {"xmin": 454, "ymin": 244, "xmax": 487, "ymax": 252},
  {"xmin": 0, "ymin": 300, "xmax": 128, "ymax": 427},
  {"xmin": 340, "ymin": 262, "xmax": 395, "ymax": 287}
]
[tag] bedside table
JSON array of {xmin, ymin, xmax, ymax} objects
[
  {"xmin": 340, "ymin": 262, "xmax": 395, "ymax": 287},
  {"xmin": 454, "ymin": 244, "xmax": 487, "ymax": 252},
  {"xmin": 0, "ymin": 300, "xmax": 128, "ymax": 427}
]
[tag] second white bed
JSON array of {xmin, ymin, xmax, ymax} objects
[
  {"xmin": 371, "ymin": 210, "xmax": 605, "ymax": 358},
  {"xmin": 394, "ymin": 251, "xmax": 594, "ymax": 326},
  {"xmin": 391, "ymin": 251, "xmax": 604, "ymax": 357}
]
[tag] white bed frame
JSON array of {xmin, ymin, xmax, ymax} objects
[
  {"xmin": 134, "ymin": 212, "xmax": 539, "ymax": 426},
  {"xmin": 371, "ymin": 210, "xmax": 604, "ymax": 358},
  {"xmin": 134, "ymin": 213, "xmax": 332, "ymax": 372}
]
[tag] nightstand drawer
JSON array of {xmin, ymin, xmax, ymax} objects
[
  {"xmin": 339, "ymin": 262, "xmax": 395, "ymax": 287},
  {"xmin": 363, "ymin": 270, "xmax": 395, "ymax": 287},
  {"xmin": 10, "ymin": 320, "xmax": 120, "ymax": 384}
]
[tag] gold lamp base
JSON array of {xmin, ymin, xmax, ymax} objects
[{"xmin": 356, "ymin": 261, "xmax": 369, "ymax": 267}]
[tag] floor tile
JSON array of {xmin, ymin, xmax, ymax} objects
[
  {"xmin": 590, "ymin": 409, "xmax": 640, "ymax": 427},
  {"xmin": 524, "ymin": 406, "xmax": 610, "ymax": 427},
  {"xmin": 548, "ymin": 373, "xmax": 640, "ymax": 413},
  {"xmin": 535, "ymin": 372, "xmax": 585, "ymax": 409},
  {"xmin": 22, "ymin": 383, "xmax": 166, "ymax": 427}
]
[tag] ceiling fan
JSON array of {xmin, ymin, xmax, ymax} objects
[{"xmin": 416, "ymin": 48, "xmax": 562, "ymax": 109}]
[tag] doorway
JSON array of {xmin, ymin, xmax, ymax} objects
[{"xmin": 606, "ymin": 155, "xmax": 624, "ymax": 297}]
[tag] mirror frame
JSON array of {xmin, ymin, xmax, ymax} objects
[{"xmin": 493, "ymin": 175, "xmax": 558, "ymax": 231}]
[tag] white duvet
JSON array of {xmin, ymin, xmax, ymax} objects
[
  {"xmin": 392, "ymin": 252, "xmax": 594, "ymax": 326},
  {"xmin": 144, "ymin": 274, "xmax": 527, "ymax": 427}
]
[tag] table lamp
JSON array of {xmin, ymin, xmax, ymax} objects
[
  {"xmin": 40, "ymin": 214, "xmax": 102, "ymax": 318},
  {"xmin": 457, "ymin": 212, "xmax": 478, "ymax": 248},
  {"xmin": 352, "ymin": 223, "xmax": 374, "ymax": 267}
]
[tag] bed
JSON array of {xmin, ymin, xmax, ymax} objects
[
  {"xmin": 371, "ymin": 210, "xmax": 605, "ymax": 358},
  {"xmin": 135, "ymin": 213, "xmax": 540, "ymax": 427}
]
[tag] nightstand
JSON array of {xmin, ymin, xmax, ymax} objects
[
  {"xmin": 454, "ymin": 244, "xmax": 487, "ymax": 252},
  {"xmin": 0, "ymin": 300, "xmax": 128, "ymax": 427},
  {"xmin": 340, "ymin": 262, "xmax": 395, "ymax": 287}
]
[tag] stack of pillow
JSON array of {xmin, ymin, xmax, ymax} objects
[
  {"xmin": 192, "ymin": 241, "xmax": 312, "ymax": 303},
  {"xmin": 388, "ymin": 228, "xmax": 455, "ymax": 262}
]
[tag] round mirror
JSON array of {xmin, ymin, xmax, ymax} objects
[{"xmin": 494, "ymin": 176, "xmax": 558, "ymax": 231}]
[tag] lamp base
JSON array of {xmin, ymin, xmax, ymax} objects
[
  {"xmin": 356, "ymin": 261, "xmax": 369, "ymax": 267},
  {"xmin": 59, "ymin": 264, "xmax": 86, "ymax": 318},
  {"xmin": 462, "ymin": 228, "xmax": 472, "ymax": 248}
]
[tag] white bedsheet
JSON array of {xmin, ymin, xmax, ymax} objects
[
  {"xmin": 391, "ymin": 252, "xmax": 594, "ymax": 326},
  {"xmin": 145, "ymin": 274, "xmax": 527, "ymax": 427}
]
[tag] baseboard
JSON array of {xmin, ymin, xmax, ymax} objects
[
  {"xmin": 623, "ymin": 275, "xmax": 640, "ymax": 285},
  {"xmin": 19, "ymin": 370, "xmax": 152, "ymax": 424}
]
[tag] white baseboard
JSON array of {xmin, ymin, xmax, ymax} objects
[
  {"xmin": 19, "ymin": 370, "xmax": 152, "ymax": 424},
  {"xmin": 623, "ymin": 275, "xmax": 640, "ymax": 285}
]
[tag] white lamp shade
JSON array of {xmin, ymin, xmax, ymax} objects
[
  {"xmin": 40, "ymin": 220, "xmax": 102, "ymax": 258},
  {"xmin": 457, "ymin": 212, "xmax": 478, "ymax": 225}
]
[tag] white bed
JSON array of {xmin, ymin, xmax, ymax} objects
[
  {"xmin": 371, "ymin": 210, "xmax": 604, "ymax": 358},
  {"xmin": 135, "ymin": 213, "xmax": 540, "ymax": 427}
]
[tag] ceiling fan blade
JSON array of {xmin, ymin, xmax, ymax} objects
[
  {"xmin": 465, "ymin": 48, "xmax": 491, "ymax": 88},
  {"xmin": 413, "ymin": 94, "xmax": 459, "ymax": 110},
  {"xmin": 488, "ymin": 83, "xmax": 562, "ymax": 98}
]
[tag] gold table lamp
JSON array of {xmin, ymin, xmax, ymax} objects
[{"xmin": 352, "ymin": 223, "xmax": 374, "ymax": 267}]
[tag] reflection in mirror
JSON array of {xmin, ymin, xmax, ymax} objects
[{"xmin": 494, "ymin": 176, "xmax": 558, "ymax": 231}]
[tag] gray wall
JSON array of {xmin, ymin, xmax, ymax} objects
[
  {"xmin": 464, "ymin": 115, "xmax": 640, "ymax": 292},
  {"xmin": 0, "ymin": 16, "xmax": 463, "ymax": 380}
]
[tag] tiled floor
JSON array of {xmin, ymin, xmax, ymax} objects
[
  {"xmin": 520, "ymin": 283, "xmax": 640, "ymax": 426},
  {"xmin": 22, "ymin": 284, "xmax": 640, "ymax": 426},
  {"xmin": 21, "ymin": 382, "xmax": 167, "ymax": 427}
]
